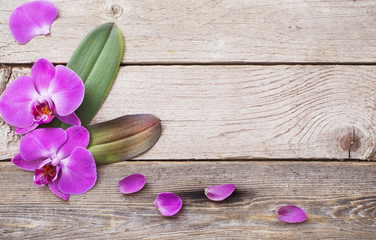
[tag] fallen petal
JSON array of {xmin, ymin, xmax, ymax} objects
[
  {"xmin": 205, "ymin": 184, "xmax": 235, "ymax": 201},
  {"xmin": 118, "ymin": 174, "xmax": 146, "ymax": 194},
  {"xmin": 277, "ymin": 205, "xmax": 307, "ymax": 223},
  {"xmin": 9, "ymin": 1, "xmax": 58, "ymax": 44},
  {"xmin": 154, "ymin": 192, "xmax": 182, "ymax": 217}
]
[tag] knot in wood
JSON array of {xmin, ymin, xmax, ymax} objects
[
  {"xmin": 339, "ymin": 132, "xmax": 360, "ymax": 152},
  {"xmin": 106, "ymin": 3, "xmax": 123, "ymax": 18}
]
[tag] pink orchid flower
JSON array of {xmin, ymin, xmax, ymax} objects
[
  {"xmin": 12, "ymin": 126, "xmax": 97, "ymax": 200},
  {"xmin": 0, "ymin": 58, "xmax": 84, "ymax": 134},
  {"xmin": 9, "ymin": 1, "xmax": 58, "ymax": 44}
]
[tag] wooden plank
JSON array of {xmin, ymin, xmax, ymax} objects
[
  {"xmin": 0, "ymin": 161, "xmax": 375, "ymax": 239},
  {"xmin": 2, "ymin": 65, "xmax": 376, "ymax": 160},
  {"xmin": 1, "ymin": 0, "xmax": 376, "ymax": 63}
]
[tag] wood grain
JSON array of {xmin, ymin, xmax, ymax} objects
[
  {"xmin": 1, "ymin": 65, "xmax": 376, "ymax": 160},
  {"xmin": 0, "ymin": 161, "xmax": 375, "ymax": 239},
  {"xmin": 1, "ymin": 0, "xmax": 376, "ymax": 63}
]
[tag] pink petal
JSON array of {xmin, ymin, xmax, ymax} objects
[
  {"xmin": 9, "ymin": 1, "xmax": 58, "ymax": 44},
  {"xmin": 15, "ymin": 122, "xmax": 39, "ymax": 134},
  {"xmin": 49, "ymin": 180, "xmax": 69, "ymax": 200},
  {"xmin": 56, "ymin": 112, "xmax": 81, "ymax": 126},
  {"xmin": 154, "ymin": 192, "xmax": 183, "ymax": 217},
  {"xmin": 12, "ymin": 153, "xmax": 43, "ymax": 171},
  {"xmin": 57, "ymin": 126, "xmax": 90, "ymax": 159},
  {"xmin": 48, "ymin": 65, "xmax": 84, "ymax": 116},
  {"xmin": 204, "ymin": 184, "xmax": 235, "ymax": 201},
  {"xmin": 31, "ymin": 58, "xmax": 55, "ymax": 95},
  {"xmin": 277, "ymin": 205, "xmax": 307, "ymax": 223},
  {"xmin": 118, "ymin": 174, "xmax": 146, "ymax": 194},
  {"xmin": 0, "ymin": 76, "xmax": 38, "ymax": 129},
  {"xmin": 20, "ymin": 128, "xmax": 67, "ymax": 161},
  {"xmin": 58, "ymin": 147, "xmax": 96, "ymax": 195}
]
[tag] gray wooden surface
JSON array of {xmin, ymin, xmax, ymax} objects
[
  {"xmin": 0, "ymin": 0, "xmax": 375, "ymax": 239},
  {"xmin": 1, "ymin": 161, "xmax": 375, "ymax": 239}
]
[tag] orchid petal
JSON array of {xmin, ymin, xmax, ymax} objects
[
  {"xmin": 31, "ymin": 58, "xmax": 55, "ymax": 95},
  {"xmin": 59, "ymin": 147, "xmax": 96, "ymax": 194},
  {"xmin": 9, "ymin": 1, "xmax": 58, "ymax": 44},
  {"xmin": 118, "ymin": 174, "xmax": 146, "ymax": 194},
  {"xmin": 154, "ymin": 192, "xmax": 183, "ymax": 217},
  {"xmin": 49, "ymin": 180, "xmax": 69, "ymax": 200},
  {"xmin": 12, "ymin": 153, "xmax": 43, "ymax": 171},
  {"xmin": 0, "ymin": 76, "xmax": 38, "ymax": 129},
  {"xmin": 55, "ymin": 112, "xmax": 81, "ymax": 126},
  {"xmin": 277, "ymin": 205, "xmax": 307, "ymax": 223},
  {"xmin": 57, "ymin": 126, "xmax": 90, "ymax": 159},
  {"xmin": 20, "ymin": 128, "xmax": 67, "ymax": 161},
  {"xmin": 204, "ymin": 184, "xmax": 236, "ymax": 201},
  {"xmin": 15, "ymin": 122, "xmax": 39, "ymax": 135},
  {"xmin": 48, "ymin": 65, "xmax": 84, "ymax": 116}
]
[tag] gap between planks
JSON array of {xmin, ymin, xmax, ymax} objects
[{"xmin": 4, "ymin": 62, "xmax": 376, "ymax": 67}]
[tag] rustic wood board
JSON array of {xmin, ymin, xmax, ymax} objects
[
  {"xmin": 1, "ymin": 65, "xmax": 376, "ymax": 160},
  {"xmin": 0, "ymin": 161, "xmax": 375, "ymax": 239},
  {"xmin": 1, "ymin": 0, "xmax": 376, "ymax": 64}
]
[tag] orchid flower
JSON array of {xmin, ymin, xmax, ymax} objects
[
  {"xmin": 9, "ymin": 1, "xmax": 58, "ymax": 44},
  {"xmin": 12, "ymin": 126, "xmax": 97, "ymax": 200},
  {"xmin": 0, "ymin": 58, "xmax": 84, "ymax": 134}
]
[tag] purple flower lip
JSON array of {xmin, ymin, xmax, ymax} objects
[
  {"xmin": 0, "ymin": 58, "xmax": 84, "ymax": 134},
  {"xmin": 9, "ymin": 1, "xmax": 58, "ymax": 44},
  {"xmin": 277, "ymin": 205, "xmax": 307, "ymax": 223},
  {"xmin": 154, "ymin": 192, "xmax": 183, "ymax": 217},
  {"xmin": 205, "ymin": 184, "xmax": 235, "ymax": 201},
  {"xmin": 118, "ymin": 174, "xmax": 146, "ymax": 194}
]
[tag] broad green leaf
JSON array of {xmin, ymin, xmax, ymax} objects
[
  {"xmin": 47, "ymin": 22, "xmax": 123, "ymax": 128},
  {"xmin": 69, "ymin": 22, "xmax": 124, "ymax": 126},
  {"xmin": 87, "ymin": 114, "xmax": 162, "ymax": 164}
]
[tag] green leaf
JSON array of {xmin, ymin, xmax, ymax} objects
[
  {"xmin": 87, "ymin": 114, "xmax": 162, "ymax": 164},
  {"xmin": 47, "ymin": 22, "xmax": 124, "ymax": 129},
  {"xmin": 69, "ymin": 22, "xmax": 124, "ymax": 126}
]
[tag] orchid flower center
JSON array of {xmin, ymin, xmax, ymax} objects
[
  {"xmin": 41, "ymin": 164, "xmax": 56, "ymax": 179},
  {"xmin": 31, "ymin": 99, "xmax": 55, "ymax": 124},
  {"xmin": 34, "ymin": 162, "xmax": 58, "ymax": 186}
]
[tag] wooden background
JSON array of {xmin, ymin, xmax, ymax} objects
[{"xmin": 1, "ymin": 0, "xmax": 375, "ymax": 239}]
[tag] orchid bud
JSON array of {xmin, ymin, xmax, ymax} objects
[{"xmin": 87, "ymin": 114, "xmax": 161, "ymax": 164}]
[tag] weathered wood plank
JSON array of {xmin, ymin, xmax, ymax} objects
[
  {"xmin": 1, "ymin": 0, "xmax": 376, "ymax": 63},
  {"xmin": 0, "ymin": 161, "xmax": 375, "ymax": 239},
  {"xmin": 1, "ymin": 65, "xmax": 376, "ymax": 160}
]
